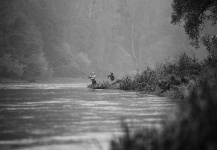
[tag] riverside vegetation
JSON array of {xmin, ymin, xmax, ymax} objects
[
  {"xmin": 89, "ymin": 52, "xmax": 217, "ymax": 99},
  {"xmin": 105, "ymin": 51, "xmax": 217, "ymax": 150}
]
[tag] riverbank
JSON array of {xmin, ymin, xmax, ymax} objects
[
  {"xmin": 89, "ymin": 53, "xmax": 217, "ymax": 99},
  {"xmin": 0, "ymin": 77, "xmax": 28, "ymax": 83}
]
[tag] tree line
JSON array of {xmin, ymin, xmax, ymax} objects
[
  {"xmin": 1, "ymin": 0, "xmax": 199, "ymax": 80},
  {"xmin": 0, "ymin": 0, "xmax": 131, "ymax": 80}
]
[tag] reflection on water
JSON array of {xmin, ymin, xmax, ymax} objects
[{"xmin": 0, "ymin": 83, "xmax": 177, "ymax": 150}]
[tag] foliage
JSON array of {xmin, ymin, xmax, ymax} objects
[
  {"xmin": 0, "ymin": 1, "xmax": 51, "ymax": 79},
  {"xmin": 118, "ymin": 75, "xmax": 136, "ymax": 91},
  {"xmin": 198, "ymin": 35, "xmax": 217, "ymax": 90},
  {"xmin": 118, "ymin": 70, "xmax": 158, "ymax": 92},
  {"xmin": 114, "ymin": 53, "xmax": 200, "ymax": 96},
  {"xmin": 0, "ymin": 54, "xmax": 25, "ymax": 77},
  {"xmin": 171, "ymin": 0, "xmax": 217, "ymax": 46},
  {"xmin": 202, "ymin": 35, "xmax": 217, "ymax": 65},
  {"xmin": 110, "ymin": 84, "xmax": 217, "ymax": 150}
]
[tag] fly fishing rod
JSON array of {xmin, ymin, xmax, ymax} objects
[{"xmin": 54, "ymin": 65, "xmax": 88, "ymax": 78}]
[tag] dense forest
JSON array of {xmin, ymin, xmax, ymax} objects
[{"xmin": 0, "ymin": 0, "xmax": 206, "ymax": 80}]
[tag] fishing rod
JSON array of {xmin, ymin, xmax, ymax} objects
[
  {"xmin": 95, "ymin": 68, "xmax": 108, "ymax": 77},
  {"xmin": 54, "ymin": 65, "xmax": 88, "ymax": 78},
  {"xmin": 97, "ymin": 69, "xmax": 115, "ymax": 78}
]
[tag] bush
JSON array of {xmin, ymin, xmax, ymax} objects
[
  {"xmin": 116, "ymin": 53, "xmax": 204, "ymax": 98},
  {"xmin": 117, "ymin": 69, "xmax": 158, "ymax": 93},
  {"xmin": 118, "ymin": 75, "xmax": 135, "ymax": 91}
]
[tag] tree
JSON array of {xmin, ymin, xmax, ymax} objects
[
  {"xmin": 0, "ymin": 0, "xmax": 53, "ymax": 79},
  {"xmin": 171, "ymin": 0, "xmax": 217, "ymax": 47},
  {"xmin": 0, "ymin": 54, "xmax": 25, "ymax": 77},
  {"xmin": 202, "ymin": 35, "xmax": 217, "ymax": 66}
]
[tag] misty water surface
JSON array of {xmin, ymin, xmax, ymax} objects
[{"xmin": 0, "ymin": 83, "xmax": 177, "ymax": 150}]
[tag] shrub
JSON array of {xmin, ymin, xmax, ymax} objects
[{"xmin": 118, "ymin": 69, "xmax": 158, "ymax": 93}]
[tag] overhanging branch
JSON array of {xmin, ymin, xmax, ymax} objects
[{"xmin": 197, "ymin": 0, "xmax": 217, "ymax": 20}]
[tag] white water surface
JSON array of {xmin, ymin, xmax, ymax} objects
[{"xmin": 0, "ymin": 83, "xmax": 177, "ymax": 150}]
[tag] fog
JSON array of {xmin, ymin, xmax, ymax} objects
[{"xmin": 0, "ymin": 0, "xmax": 208, "ymax": 79}]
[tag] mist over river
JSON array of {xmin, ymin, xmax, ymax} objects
[{"xmin": 0, "ymin": 83, "xmax": 177, "ymax": 150}]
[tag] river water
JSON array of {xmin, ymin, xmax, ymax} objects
[{"xmin": 0, "ymin": 83, "xmax": 177, "ymax": 150}]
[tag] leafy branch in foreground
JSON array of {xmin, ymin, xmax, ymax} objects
[{"xmin": 110, "ymin": 84, "xmax": 217, "ymax": 150}]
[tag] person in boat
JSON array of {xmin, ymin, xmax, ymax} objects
[
  {"xmin": 108, "ymin": 72, "xmax": 115, "ymax": 81},
  {"xmin": 88, "ymin": 72, "xmax": 97, "ymax": 85}
]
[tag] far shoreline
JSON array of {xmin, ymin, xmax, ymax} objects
[{"xmin": 0, "ymin": 77, "xmax": 108, "ymax": 84}]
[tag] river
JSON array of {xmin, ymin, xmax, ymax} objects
[{"xmin": 0, "ymin": 83, "xmax": 177, "ymax": 150}]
